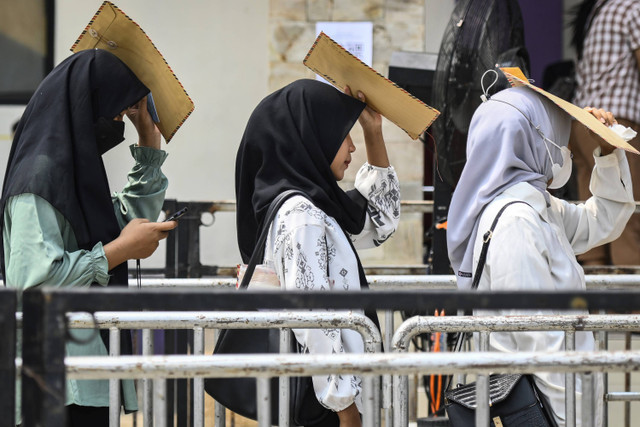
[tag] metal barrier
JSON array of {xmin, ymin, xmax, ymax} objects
[
  {"xmin": 60, "ymin": 350, "xmax": 640, "ymax": 427},
  {"xmin": 20, "ymin": 287, "xmax": 640, "ymax": 426},
  {"xmin": 391, "ymin": 314, "xmax": 640, "ymax": 427},
  {"xmin": 0, "ymin": 288, "xmax": 16, "ymax": 427},
  {"xmin": 17, "ymin": 310, "xmax": 381, "ymax": 427}
]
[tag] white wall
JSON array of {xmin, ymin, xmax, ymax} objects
[{"xmin": 1, "ymin": 0, "xmax": 269, "ymax": 269}]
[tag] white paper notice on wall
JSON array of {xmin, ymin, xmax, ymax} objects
[{"xmin": 315, "ymin": 21, "xmax": 373, "ymax": 84}]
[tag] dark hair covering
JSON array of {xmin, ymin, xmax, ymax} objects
[
  {"xmin": 1, "ymin": 49, "xmax": 149, "ymax": 285},
  {"xmin": 235, "ymin": 79, "xmax": 367, "ymax": 262}
]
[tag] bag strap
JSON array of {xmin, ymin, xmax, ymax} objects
[
  {"xmin": 447, "ymin": 200, "xmax": 532, "ymax": 385},
  {"xmin": 238, "ymin": 190, "xmax": 308, "ymax": 289},
  {"xmin": 471, "ymin": 200, "xmax": 531, "ymax": 290}
]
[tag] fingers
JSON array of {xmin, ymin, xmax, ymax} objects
[{"xmin": 585, "ymin": 106, "xmax": 618, "ymax": 126}]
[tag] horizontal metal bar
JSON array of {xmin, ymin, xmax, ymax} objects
[
  {"xmin": 606, "ymin": 392, "xmax": 640, "ymax": 402},
  {"xmin": 205, "ymin": 200, "xmax": 640, "ymax": 214},
  {"xmin": 32, "ymin": 288, "xmax": 640, "ymax": 312},
  {"xmin": 64, "ymin": 350, "xmax": 640, "ymax": 380},
  {"xmin": 392, "ymin": 314, "xmax": 640, "ymax": 351},
  {"xmin": 114, "ymin": 274, "xmax": 640, "ymax": 290},
  {"xmin": 7, "ymin": 275, "xmax": 640, "ymax": 290}
]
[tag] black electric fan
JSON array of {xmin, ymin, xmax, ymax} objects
[{"xmin": 427, "ymin": 0, "xmax": 530, "ymax": 275}]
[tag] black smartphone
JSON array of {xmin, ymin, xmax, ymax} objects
[{"xmin": 164, "ymin": 207, "xmax": 188, "ymax": 222}]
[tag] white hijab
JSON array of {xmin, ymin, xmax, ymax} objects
[{"xmin": 447, "ymin": 86, "xmax": 572, "ymax": 290}]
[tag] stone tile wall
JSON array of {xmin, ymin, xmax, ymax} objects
[{"xmin": 269, "ymin": 0, "xmax": 427, "ymax": 265}]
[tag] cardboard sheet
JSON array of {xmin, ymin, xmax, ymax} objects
[
  {"xmin": 304, "ymin": 32, "xmax": 440, "ymax": 140},
  {"xmin": 500, "ymin": 67, "xmax": 639, "ymax": 154},
  {"xmin": 71, "ymin": 1, "xmax": 194, "ymax": 143}
]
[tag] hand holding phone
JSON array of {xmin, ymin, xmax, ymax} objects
[{"xmin": 164, "ymin": 207, "xmax": 188, "ymax": 222}]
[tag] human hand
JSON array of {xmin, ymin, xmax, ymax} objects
[
  {"xmin": 126, "ymin": 96, "xmax": 162, "ymax": 150},
  {"xmin": 344, "ymin": 86, "xmax": 389, "ymax": 168},
  {"xmin": 104, "ymin": 218, "xmax": 177, "ymax": 269},
  {"xmin": 344, "ymin": 86, "xmax": 382, "ymax": 135},
  {"xmin": 584, "ymin": 106, "xmax": 617, "ymax": 155},
  {"xmin": 337, "ymin": 403, "xmax": 361, "ymax": 427}
]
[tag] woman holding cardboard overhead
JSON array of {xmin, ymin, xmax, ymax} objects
[
  {"xmin": 447, "ymin": 83, "xmax": 634, "ymax": 426},
  {"xmin": 1, "ymin": 49, "xmax": 176, "ymax": 426},
  {"xmin": 235, "ymin": 79, "xmax": 400, "ymax": 426}
]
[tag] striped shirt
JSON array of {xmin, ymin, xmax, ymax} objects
[{"xmin": 573, "ymin": 0, "xmax": 640, "ymax": 124}]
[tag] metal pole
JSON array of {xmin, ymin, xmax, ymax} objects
[
  {"xmin": 565, "ymin": 330, "xmax": 576, "ymax": 427},
  {"xmin": 475, "ymin": 331, "xmax": 491, "ymax": 427},
  {"xmin": 393, "ymin": 371, "xmax": 409, "ymax": 427},
  {"xmin": 582, "ymin": 372, "xmax": 595, "ymax": 427},
  {"xmin": 257, "ymin": 377, "xmax": 271, "ymax": 427},
  {"xmin": 213, "ymin": 328, "xmax": 226, "ymax": 427},
  {"xmin": 143, "ymin": 329, "xmax": 154, "ymax": 427},
  {"xmin": 153, "ymin": 378, "xmax": 167, "ymax": 427},
  {"xmin": 193, "ymin": 327, "xmax": 204, "ymax": 427},
  {"xmin": 22, "ymin": 289, "xmax": 67, "ymax": 427},
  {"xmin": 383, "ymin": 309, "xmax": 393, "ymax": 427},
  {"xmin": 279, "ymin": 328, "xmax": 291, "ymax": 427},
  {"xmin": 110, "ymin": 327, "xmax": 121, "ymax": 427},
  {"xmin": 362, "ymin": 375, "xmax": 376, "ymax": 427},
  {"xmin": 624, "ymin": 332, "xmax": 631, "ymax": 427},
  {"xmin": 0, "ymin": 289, "xmax": 16, "ymax": 427}
]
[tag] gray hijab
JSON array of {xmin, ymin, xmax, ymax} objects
[{"xmin": 447, "ymin": 86, "xmax": 572, "ymax": 290}]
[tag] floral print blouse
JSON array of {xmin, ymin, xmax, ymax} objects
[{"xmin": 263, "ymin": 163, "xmax": 400, "ymax": 412}]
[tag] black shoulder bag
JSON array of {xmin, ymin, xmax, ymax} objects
[
  {"xmin": 445, "ymin": 201, "xmax": 558, "ymax": 427},
  {"xmin": 204, "ymin": 190, "xmax": 339, "ymax": 426}
]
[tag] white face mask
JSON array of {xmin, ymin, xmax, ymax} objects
[{"xmin": 542, "ymin": 135, "xmax": 572, "ymax": 189}]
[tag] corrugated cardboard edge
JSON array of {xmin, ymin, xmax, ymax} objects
[
  {"xmin": 500, "ymin": 67, "xmax": 640, "ymax": 155},
  {"xmin": 70, "ymin": 1, "xmax": 194, "ymax": 143},
  {"xmin": 303, "ymin": 32, "xmax": 440, "ymax": 140}
]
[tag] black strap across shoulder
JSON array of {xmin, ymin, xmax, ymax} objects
[
  {"xmin": 238, "ymin": 190, "xmax": 308, "ymax": 289},
  {"xmin": 451, "ymin": 200, "xmax": 533, "ymax": 355},
  {"xmin": 471, "ymin": 200, "xmax": 532, "ymax": 290}
]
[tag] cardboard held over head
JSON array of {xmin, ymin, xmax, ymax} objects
[
  {"xmin": 71, "ymin": 1, "xmax": 194, "ymax": 143},
  {"xmin": 500, "ymin": 67, "xmax": 639, "ymax": 155},
  {"xmin": 303, "ymin": 32, "xmax": 440, "ymax": 140}
]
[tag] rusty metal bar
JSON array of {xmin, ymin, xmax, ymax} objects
[
  {"xmin": 109, "ymin": 327, "xmax": 121, "ymax": 427},
  {"xmin": 65, "ymin": 351, "xmax": 640, "ymax": 379},
  {"xmin": 122, "ymin": 274, "xmax": 640, "ymax": 290},
  {"xmin": 566, "ymin": 330, "xmax": 576, "ymax": 427}
]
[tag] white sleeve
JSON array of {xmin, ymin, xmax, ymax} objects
[
  {"xmin": 351, "ymin": 163, "xmax": 401, "ymax": 249},
  {"xmin": 273, "ymin": 220, "xmax": 364, "ymax": 412},
  {"xmin": 554, "ymin": 148, "xmax": 634, "ymax": 255}
]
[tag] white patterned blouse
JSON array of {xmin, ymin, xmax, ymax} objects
[{"xmin": 263, "ymin": 163, "xmax": 400, "ymax": 413}]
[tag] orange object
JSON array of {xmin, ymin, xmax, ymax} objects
[
  {"xmin": 436, "ymin": 221, "xmax": 447, "ymax": 230},
  {"xmin": 430, "ymin": 309, "xmax": 445, "ymax": 414}
]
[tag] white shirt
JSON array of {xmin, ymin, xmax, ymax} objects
[
  {"xmin": 264, "ymin": 163, "xmax": 400, "ymax": 412},
  {"xmin": 472, "ymin": 148, "xmax": 634, "ymax": 427}
]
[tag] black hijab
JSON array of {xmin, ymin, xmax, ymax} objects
[
  {"xmin": 1, "ymin": 49, "xmax": 149, "ymax": 285},
  {"xmin": 235, "ymin": 79, "xmax": 367, "ymax": 262}
]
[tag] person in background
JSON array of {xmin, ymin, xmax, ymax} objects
[
  {"xmin": 235, "ymin": 79, "xmax": 400, "ymax": 426},
  {"xmin": 447, "ymin": 85, "xmax": 634, "ymax": 426},
  {"xmin": 570, "ymin": 0, "xmax": 640, "ymax": 266},
  {"xmin": 1, "ymin": 49, "xmax": 176, "ymax": 426}
]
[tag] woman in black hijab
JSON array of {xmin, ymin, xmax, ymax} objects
[
  {"xmin": 236, "ymin": 79, "xmax": 401, "ymax": 426},
  {"xmin": 2, "ymin": 49, "xmax": 176, "ymax": 426}
]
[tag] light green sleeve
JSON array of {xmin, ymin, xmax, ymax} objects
[
  {"xmin": 3, "ymin": 193, "xmax": 110, "ymax": 291},
  {"xmin": 111, "ymin": 144, "xmax": 169, "ymax": 228}
]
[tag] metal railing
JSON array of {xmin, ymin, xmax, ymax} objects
[
  {"xmin": 60, "ymin": 350, "xmax": 640, "ymax": 427},
  {"xmin": 17, "ymin": 310, "xmax": 381, "ymax": 427},
  {"xmin": 391, "ymin": 314, "xmax": 640, "ymax": 427},
  {"xmin": 19, "ymin": 287, "xmax": 640, "ymax": 426}
]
